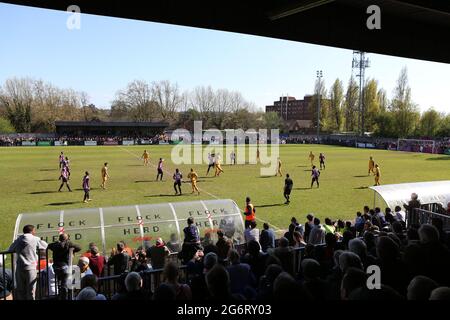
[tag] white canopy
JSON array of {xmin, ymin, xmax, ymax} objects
[
  {"xmin": 369, "ymin": 180, "xmax": 450, "ymax": 210},
  {"xmin": 14, "ymin": 199, "xmax": 245, "ymax": 255}
]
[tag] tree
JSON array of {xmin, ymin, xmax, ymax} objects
[
  {"xmin": 310, "ymin": 77, "xmax": 330, "ymax": 133},
  {"xmin": 114, "ymin": 80, "xmax": 157, "ymax": 122},
  {"xmin": 377, "ymin": 88, "xmax": 388, "ymax": 112},
  {"xmin": 437, "ymin": 114, "xmax": 450, "ymax": 137},
  {"xmin": 0, "ymin": 78, "xmax": 33, "ymax": 132},
  {"xmin": 390, "ymin": 67, "xmax": 420, "ymax": 137},
  {"xmin": 263, "ymin": 111, "xmax": 283, "ymax": 129},
  {"xmin": 151, "ymin": 80, "xmax": 182, "ymax": 121},
  {"xmin": 329, "ymin": 78, "xmax": 344, "ymax": 132},
  {"xmin": 0, "ymin": 117, "xmax": 15, "ymax": 133},
  {"xmin": 344, "ymin": 76, "xmax": 359, "ymax": 132},
  {"xmin": 419, "ymin": 108, "xmax": 442, "ymax": 137},
  {"xmin": 190, "ymin": 86, "xmax": 216, "ymax": 126},
  {"xmin": 363, "ymin": 79, "xmax": 381, "ymax": 132},
  {"xmin": 373, "ymin": 111, "xmax": 397, "ymax": 138}
]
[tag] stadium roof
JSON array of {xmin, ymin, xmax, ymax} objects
[
  {"xmin": 369, "ymin": 180, "xmax": 450, "ymax": 210},
  {"xmin": 55, "ymin": 121, "xmax": 169, "ymax": 128},
  {"xmin": 2, "ymin": 0, "xmax": 450, "ymax": 63}
]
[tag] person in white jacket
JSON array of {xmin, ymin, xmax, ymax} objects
[{"xmin": 8, "ymin": 224, "xmax": 48, "ymax": 300}]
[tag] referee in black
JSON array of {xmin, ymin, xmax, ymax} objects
[{"xmin": 284, "ymin": 173, "xmax": 293, "ymax": 204}]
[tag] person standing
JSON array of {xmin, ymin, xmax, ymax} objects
[
  {"xmin": 319, "ymin": 153, "xmax": 325, "ymax": 170},
  {"xmin": 187, "ymin": 168, "xmax": 200, "ymax": 195},
  {"xmin": 243, "ymin": 197, "xmax": 256, "ymax": 229},
  {"xmin": 82, "ymin": 171, "xmax": 92, "ymax": 203},
  {"xmin": 47, "ymin": 233, "xmax": 81, "ymax": 300},
  {"xmin": 206, "ymin": 153, "xmax": 215, "ymax": 176},
  {"xmin": 368, "ymin": 156, "xmax": 375, "ymax": 176},
  {"xmin": 142, "ymin": 150, "xmax": 150, "ymax": 166},
  {"xmin": 230, "ymin": 151, "xmax": 236, "ymax": 165},
  {"xmin": 156, "ymin": 158, "xmax": 164, "ymax": 181},
  {"xmin": 173, "ymin": 168, "xmax": 183, "ymax": 195},
  {"xmin": 309, "ymin": 151, "xmax": 315, "ymax": 166},
  {"xmin": 64, "ymin": 157, "xmax": 71, "ymax": 178},
  {"xmin": 284, "ymin": 174, "xmax": 293, "ymax": 204},
  {"xmin": 374, "ymin": 164, "xmax": 381, "ymax": 186},
  {"xmin": 58, "ymin": 166, "xmax": 72, "ymax": 192},
  {"xmin": 101, "ymin": 162, "xmax": 110, "ymax": 189},
  {"xmin": 311, "ymin": 165, "xmax": 320, "ymax": 188},
  {"xmin": 259, "ymin": 223, "xmax": 275, "ymax": 252},
  {"xmin": 275, "ymin": 157, "xmax": 282, "ymax": 177},
  {"xmin": 214, "ymin": 153, "xmax": 224, "ymax": 176},
  {"xmin": 8, "ymin": 225, "xmax": 48, "ymax": 300},
  {"xmin": 59, "ymin": 152, "xmax": 65, "ymax": 169}
]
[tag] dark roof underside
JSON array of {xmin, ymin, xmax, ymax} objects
[{"xmin": 2, "ymin": 0, "xmax": 450, "ymax": 63}]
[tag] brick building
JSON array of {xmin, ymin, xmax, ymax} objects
[{"xmin": 266, "ymin": 95, "xmax": 324, "ymax": 132}]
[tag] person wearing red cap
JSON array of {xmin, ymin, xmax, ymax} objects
[{"xmin": 146, "ymin": 238, "xmax": 170, "ymax": 270}]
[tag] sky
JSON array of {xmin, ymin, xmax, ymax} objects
[{"xmin": 0, "ymin": 3, "xmax": 449, "ymax": 113}]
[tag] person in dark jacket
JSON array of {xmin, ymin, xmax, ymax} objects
[
  {"xmin": 108, "ymin": 242, "xmax": 130, "ymax": 275},
  {"xmin": 259, "ymin": 223, "xmax": 275, "ymax": 252},
  {"xmin": 47, "ymin": 233, "xmax": 81, "ymax": 300},
  {"xmin": 216, "ymin": 230, "xmax": 232, "ymax": 261},
  {"xmin": 180, "ymin": 217, "xmax": 202, "ymax": 263}
]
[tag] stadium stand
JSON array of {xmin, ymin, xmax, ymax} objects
[{"xmin": 2, "ymin": 202, "xmax": 450, "ymax": 301}]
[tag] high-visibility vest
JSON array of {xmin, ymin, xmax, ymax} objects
[{"xmin": 245, "ymin": 204, "xmax": 256, "ymax": 221}]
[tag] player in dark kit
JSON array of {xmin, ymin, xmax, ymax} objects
[
  {"xmin": 319, "ymin": 153, "xmax": 325, "ymax": 170},
  {"xmin": 311, "ymin": 166, "xmax": 320, "ymax": 188},
  {"xmin": 173, "ymin": 168, "xmax": 183, "ymax": 195},
  {"xmin": 284, "ymin": 174, "xmax": 293, "ymax": 204},
  {"xmin": 82, "ymin": 171, "xmax": 91, "ymax": 203},
  {"xmin": 156, "ymin": 158, "xmax": 164, "ymax": 181}
]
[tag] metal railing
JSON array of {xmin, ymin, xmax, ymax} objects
[{"xmin": 407, "ymin": 207, "xmax": 450, "ymax": 231}]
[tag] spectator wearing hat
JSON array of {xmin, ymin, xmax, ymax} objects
[
  {"xmin": 146, "ymin": 237, "xmax": 170, "ymax": 270},
  {"xmin": 78, "ymin": 257, "xmax": 93, "ymax": 278}
]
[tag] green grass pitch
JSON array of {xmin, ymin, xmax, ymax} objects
[{"xmin": 1, "ymin": 144, "xmax": 449, "ymax": 250}]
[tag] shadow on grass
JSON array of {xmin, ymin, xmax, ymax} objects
[
  {"xmin": 74, "ymin": 188, "xmax": 97, "ymax": 191},
  {"xmin": 134, "ymin": 180, "xmax": 163, "ymax": 183},
  {"xmin": 29, "ymin": 191, "xmax": 58, "ymax": 194},
  {"xmin": 35, "ymin": 179, "xmax": 58, "ymax": 182},
  {"xmin": 354, "ymin": 186, "xmax": 369, "ymax": 190},
  {"xmin": 293, "ymin": 187, "xmax": 312, "ymax": 190},
  {"xmin": 256, "ymin": 203, "xmax": 285, "ymax": 208},
  {"xmin": 127, "ymin": 164, "xmax": 143, "ymax": 167},
  {"xmin": 40, "ymin": 168, "xmax": 57, "ymax": 171},
  {"xmin": 297, "ymin": 165, "xmax": 308, "ymax": 168},
  {"xmin": 47, "ymin": 201, "xmax": 78, "ymax": 206},
  {"xmin": 145, "ymin": 194, "xmax": 181, "ymax": 198},
  {"xmin": 259, "ymin": 176, "xmax": 278, "ymax": 178},
  {"xmin": 426, "ymin": 156, "xmax": 450, "ymax": 161},
  {"xmin": 354, "ymin": 175, "xmax": 369, "ymax": 178}
]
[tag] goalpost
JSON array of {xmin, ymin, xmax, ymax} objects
[{"xmin": 397, "ymin": 138, "xmax": 436, "ymax": 154}]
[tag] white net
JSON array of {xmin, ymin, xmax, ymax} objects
[{"xmin": 397, "ymin": 139, "xmax": 435, "ymax": 153}]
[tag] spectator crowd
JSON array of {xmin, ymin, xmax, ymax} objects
[{"xmin": 3, "ymin": 195, "xmax": 450, "ymax": 301}]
